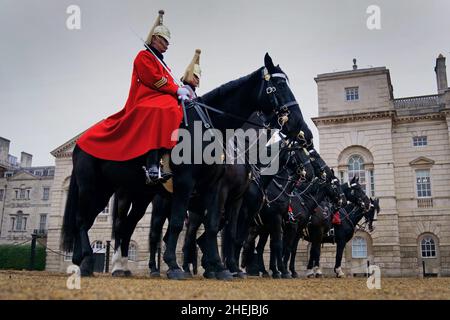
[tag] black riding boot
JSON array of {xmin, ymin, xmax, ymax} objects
[
  {"xmin": 143, "ymin": 149, "xmax": 160, "ymax": 185},
  {"xmin": 143, "ymin": 149, "xmax": 173, "ymax": 185}
]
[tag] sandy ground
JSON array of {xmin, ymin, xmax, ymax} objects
[{"xmin": 1, "ymin": 270, "xmax": 450, "ymax": 300}]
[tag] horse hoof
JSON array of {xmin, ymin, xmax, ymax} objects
[
  {"xmin": 272, "ymin": 272, "xmax": 281, "ymax": 279},
  {"xmin": 183, "ymin": 271, "xmax": 193, "ymax": 279},
  {"xmin": 149, "ymin": 270, "xmax": 161, "ymax": 278},
  {"xmin": 291, "ymin": 272, "xmax": 299, "ymax": 278},
  {"xmin": 261, "ymin": 272, "xmax": 270, "ymax": 278},
  {"xmin": 167, "ymin": 269, "xmax": 186, "ymax": 280},
  {"xmin": 236, "ymin": 271, "xmax": 247, "ymax": 279},
  {"xmin": 315, "ymin": 273, "xmax": 323, "ymax": 278},
  {"xmin": 203, "ymin": 271, "xmax": 216, "ymax": 279},
  {"xmin": 124, "ymin": 270, "xmax": 132, "ymax": 277},
  {"xmin": 112, "ymin": 270, "xmax": 126, "ymax": 277},
  {"xmin": 281, "ymin": 273, "xmax": 292, "ymax": 279},
  {"xmin": 215, "ymin": 270, "xmax": 234, "ymax": 281}
]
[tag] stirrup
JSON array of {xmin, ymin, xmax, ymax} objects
[{"xmin": 143, "ymin": 166, "xmax": 160, "ymax": 185}]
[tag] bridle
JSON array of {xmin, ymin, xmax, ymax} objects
[{"xmin": 256, "ymin": 67, "xmax": 298, "ymax": 130}]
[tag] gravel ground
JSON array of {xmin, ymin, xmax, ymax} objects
[{"xmin": 1, "ymin": 270, "xmax": 450, "ymax": 300}]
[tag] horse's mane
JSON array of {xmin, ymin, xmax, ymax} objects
[{"xmin": 199, "ymin": 67, "xmax": 264, "ymax": 105}]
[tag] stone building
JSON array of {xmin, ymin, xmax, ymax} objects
[
  {"xmin": 309, "ymin": 55, "xmax": 450, "ymax": 277},
  {"xmin": 0, "ymin": 137, "xmax": 54, "ymax": 245}
]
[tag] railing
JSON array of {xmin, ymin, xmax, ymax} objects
[
  {"xmin": 394, "ymin": 95, "xmax": 440, "ymax": 108},
  {"xmin": 417, "ymin": 198, "xmax": 433, "ymax": 208}
]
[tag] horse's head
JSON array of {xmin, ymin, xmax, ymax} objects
[
  {"xmin": 343, "ymin": 176, "xmax": 371, "ymax": 212},
  {"xmin": 327, "ymin": 169, "xmax": 347, "ymax": 208},
  {"xmin": 366, "ymin": 197, "xmax": 380, "ymax": 232},
  {"xmin": 258, "ymin": 53, "xmax": 305, "ymax": 139}
]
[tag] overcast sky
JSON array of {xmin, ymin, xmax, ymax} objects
[{"xmin": 1, "ymin": 0, "xmax": 449, "ymax": 166}]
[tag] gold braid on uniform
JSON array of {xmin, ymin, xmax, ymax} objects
[{"xmin": 154, "ymin": 77, "xmax": 168, "ymax": 88}]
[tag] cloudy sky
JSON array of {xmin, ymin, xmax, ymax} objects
[{"xmin": 1, "ymin": 0, "xmax": 449, "ymax": 166}]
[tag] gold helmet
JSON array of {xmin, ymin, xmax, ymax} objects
[
  {"xmin": 181, "ymin": 49, "xmax": 202, "ymax": 86},
  {"xmin": 146, "ymin": 10, "xmax": 171, "ymax": 45}
]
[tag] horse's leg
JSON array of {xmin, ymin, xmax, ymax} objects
[
  {"xmin": 289, "ymin": 228, "xmax": 302, "ymax": 278},
  {"xmin": 225, "ymin": 197, "xmax": 246, "ymax": 278},
  {"xmin": 274, "ymin": 215, "xmax": 290, "ymax": 279},
  {"xmin": 282, "ymin": 222, "xmax": 296, "ymax": 276},
  {"xmin": 307, "ymin": 225, "xmax": 323, "ymax": 278},
  {"xmin": 256, "ymin": 230, "xmax": 269, "ymax": 277},
  {"xmin": 111, "ymin": 192, "xmax": 132, "ymax": 277},
  {"xmin": 201, "ymin": 185, "xmax": 233, "ymax": 281},
  {"xmin": 268, "ymin": 231, "xmax": 281, "ymax": 279},
  {"xmin": 164, "ymin": 170, "xmax": 194, "ymax": 280},
  {"xmin": 118, "ymin": 197, "xmax": 151, "ymax": 277},
  {"xmin": 334, "ymin": 226, "xmax": 346, "ymax": 278},
  {"xmin": 242, "ymin": 226, "xmax": 258, "ymax": 275},
  {"xmin": 182, "ymin": 211, "xmax": 203, "ymax": 277},
  {"xmin": 149, "ymin": 194, "xmax": 169, "ymax": 277}
]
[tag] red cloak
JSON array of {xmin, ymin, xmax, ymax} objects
[{"xmin": 76, "ymin": 50, "xmax": 183, "ymax": 161}]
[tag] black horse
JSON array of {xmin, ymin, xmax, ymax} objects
[
  {"xmin": 331, "ymin": 196, "xmax": 379, "ymax": 278},
  {"xmin": 247, "ymin": 166, "xmax": 344, "ymax": 278},
  {"xmin": 64, "ymin": 53, "xmax": 306, "ymax": 279}
]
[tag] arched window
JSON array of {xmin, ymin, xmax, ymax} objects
[
  {"xmin": 421, "ymin": 237, "xmax": 436, "ymax": 258},
  {"xmin": 344, "ymin": 154, "xmax": 375, "ymax": 197},
  {"xmin": 352, "ymin": 236, "xmax": 367, "ymax": 258},
  {"xmin": 128, "ymin": 242, "xmax": 137, "ymax": 262}
]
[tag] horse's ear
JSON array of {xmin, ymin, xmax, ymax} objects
[
  {"xmin": 356, "ymin": 176, "xmax": 359, "ymax": 183},
  {"xmin": 331, "ymin": 168, "xmax": 335, "ymax": 176},
  {"xmin": 350, "ymin": 176, "xmax": 355, "ymax": 184},
  {"xmin": 264, "ymin": 53, "xmax": 275, "ymax": 71}
]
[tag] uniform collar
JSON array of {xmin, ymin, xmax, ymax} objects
[{"xmin": 148, "ymin": 45, "xmax": 164, "ymax": 61}]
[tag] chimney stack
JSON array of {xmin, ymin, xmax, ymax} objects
[
  {"xmin": 435, "ymin": 54, "xmax": 448, "ymax": 94},
  {"xmin": 20, "ymin": 152, "xmax": 32, "ymax": 168},
  {"xmin": 0, "ymin": 137, "xmax": 10, "ymax": 164}
]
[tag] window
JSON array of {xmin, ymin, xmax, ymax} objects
[
  {"xmin": 128, "ymin": 242, "xmax": 137, "ymax": 262},
  {"xmin": 43, "ymin": 169, "xmax": 48, "ymax": 176},
  {"xmin": 413, "ymin": 136, "xmax": 427, "ymax": 147},
  {"xmin": 15, "ymin": 190, "xmax": 18, "ymax": 199},
  {"xmin": 348, "ymin": 155, "xmax": 367, "ymax": 192},
  {"xmin": 39, "ymin": 214, "xmax": 47, "ymax": 232},
  {"xmin": 19, "ymin": 189, "xmax": 25, "ymax": 199},
  {"xmin": 352, "ymin": 237, "xmax": 367, "ymax": 258},
  {"xmin": 34, "ymin": 170, "xmax": 42, "ymax": 176},
  {"xmin": 0, "ymin": 189, "xmax": 4, "ymax": 201},
  {"xmin": 43, "ymin": 187, "xmax": 50, "ymax": 200},
  {"xmin": 416, "ymin": 170, "xmax": 431, "ymax": 198},
  {"xmin": 15, "ymin": 215, "xmax": 27, "ymax": 231},
  {"xmin": 92, "ymin": 241, "xmax": 105, "ymax": 253},
  {"xmin": 5, "ymin": 172, "xmax": 13, "ymax": 178},
  {"xmin": 10, "ymin": 217, "xmax": 15, "ymax": 231},
  {"xmin": 346, "ymin": 87, "xmax": 359, "ymax": 101},
  {"xmin": 421, "ymin": 237, "xmax": 436, "ymax": 258},
  {"xmin": 64, "ymin": 250, "xmax": 73, "ymax": 261},
  {"xmin": 26, "ymin": 189, "xmax": 30, "ymax": 199}
]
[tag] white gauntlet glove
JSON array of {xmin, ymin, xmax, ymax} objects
[{"xmin": 177, "ymin": 87, "xmax": 190, "ymax": 101}]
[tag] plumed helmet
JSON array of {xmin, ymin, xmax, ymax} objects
[
  {"xmin": 146, "ymin": 10, "xmax": 171, "ymax": 45},
  {"xmin": 181, "ymin": 49, "xmax": 202, "ymax": 86}
]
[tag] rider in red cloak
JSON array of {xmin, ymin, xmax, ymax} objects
[{"xmin": 76, "ymin": 10, "xmax": 190, "ymax": 184}]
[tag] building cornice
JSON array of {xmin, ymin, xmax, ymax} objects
[
  {"xmin": 313, "ymin": 109, "xmax": 448, "ymax": 125},
  {"xmin": 312, "ymin": 110, "xmax": 394, "ymax": 125},
  {"xmin": 50, "ymin": 133, "xmax": 83, "ymax": 159}
]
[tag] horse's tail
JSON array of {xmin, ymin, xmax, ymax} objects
[
  {"xmin": 111, "ymin": 193, "xmax": 119, "ymax": 240},
  {"xmin": 61, "ymin": 173, "xmax": 79, "ymax": 251}
]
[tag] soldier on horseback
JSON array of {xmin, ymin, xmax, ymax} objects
[{"xmin": 76, "ymin": 10, "xmax": 191, "ymax": 185}]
